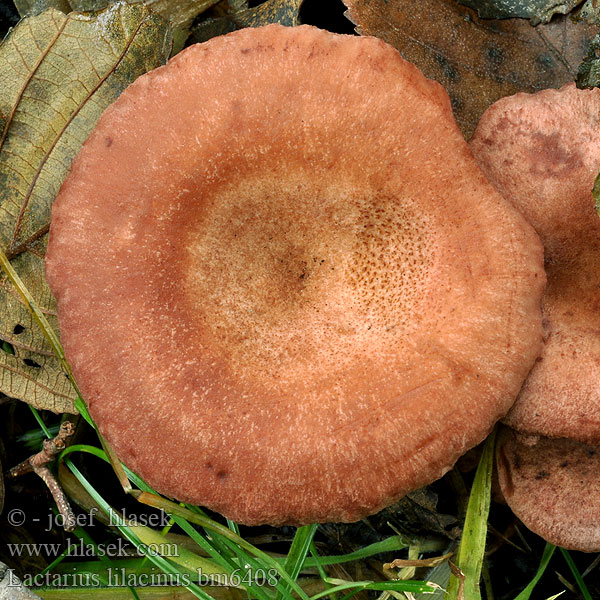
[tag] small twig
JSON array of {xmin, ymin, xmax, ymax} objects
[{"xmin": 7, "ymin": 421, "xmax": 76, "ymax": 531}]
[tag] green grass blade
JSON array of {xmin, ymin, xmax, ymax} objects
[
  {"xmin": 301, "ymin": 536, "xmax": 409, "ymax": 567},
  {"xmin": 282, "ymin": 524, "xmax": 319, "ymax": 580},
  {"xmin": 559, "ymin": 548, "xmax": 593, "ymax": 600},
  {"xmin": 447, "ymin": 428, "xmax": 497, "ymax": 600},
  {"xmin": 276, "ymin": 524, "xmax": 319, "ymax": 600},
  {"xmin": 59, "ymin": 444, "xmax": 272, "ymax": 599},
  {"xmin": 513, "ymin": 543, "xmax": 556, "ymax": 600},
  {"xmin": 227, "ymin": 519, "xmax": 240, "ymax": 535},
  {"xmin": 74, "ymin": 396, "xmax": 93, "ymax": 426},
  {"xmin": 309, "ymin": 542, "xmax": 337, "ymax": 600},
  {"xmin": 63, "ymin": 459, "xmax": 222, "ymax": 600},
  {"xmin": 134, "ymin": 491, "xmax": 310, "ymax": 600},
  {"xmin": 29, "ymin": 405, "xmax": 53, "ymax": 437},
  {"xmin": 0, "ymin": 248, "xmax": 80, "ymax": 395},
  {"xmin": 310, "ymin": 578, "xmax": 439, "ymax": 599}
]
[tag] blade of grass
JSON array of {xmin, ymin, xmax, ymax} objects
[
  {"xmin": 74, "ymin": 396, "xmax": 93, "ymax": 425},
  {"xmin": 309, "ymin": 542, "xmax": 337, "ymax": 600},
  {"xmin": 97, "ymin": 431, "xmax": 132, "ymax": 494},
  {"xmin": 302, "ymin": 537, "xmax": 410, "ymax": 567},
  {"xmin": 29, "ymin": 404, "xmax": 52, "ymax": 437},
  {"xmin": 513, "ymin": 543, "xmax": 556, "ymax": 600},
  {"xmin": 414, "ymin": 561, "xmax": 450, "ymax": 600},
  {"xmin": 0, "ymin": 248, "xmax": 80, "ymax": 394},
  {"xmin": 64, "ymin": 459, "xmax": 224, "ymax": 600},
  {"xmin": 559, "ymin": 548, "xmax": 593, "ymax": 600},
  {"xmin": 58, "ymin": 443, "xmax": 273, "ymax": 600},
  {"xmin": 172, "ymin": 517, "xmax": 273, "ymax": 600},
  {"xmin": 276, "ymin": 524, "xmax": 319, "ymax": 600},
  {"xmin": 72, "ymin": 526, "xmax": 140, "ymax": 599},
  {"xmin": 310, "ymin": 578, "xmax": 439, "ymax": 599},
  {"xmin": 447, "ymin": 428, "xmax": 497, "ymax": 600},
  {"xmin": 134, "ymin": 490, "xmax": 313, "ymax": 600},
  {"xmin": 62, "ymin": 450, "xmax": 284, "ymax": 600},
  {"xmin": 227, "ymin": 519, "xmax": 240, "ymax": 535}
]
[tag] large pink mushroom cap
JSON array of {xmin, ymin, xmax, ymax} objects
[{"xmin": 46, "ymin": 25, "xmax": 544, "ymax": 525}]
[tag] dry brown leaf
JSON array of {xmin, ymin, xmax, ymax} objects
[
  {"xmin": 0, "ymin": 3, "xmax": 172, "ymax": 413},
  {"xmin": 343, "ymin": 0, "xmax": 597, "ymax": 137}
]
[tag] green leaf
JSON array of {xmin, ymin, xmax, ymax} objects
[
  {"xmin": 64, "ymin": 459, "xmax": 220, "ymax": 600},
  {"xmin": 0, "ymin": 2, "xmax": 172, "ymax": 413},
  {"xmin": 559, "ymin": 548, "xmax": 593, "ymax": 600},
  {"xmin": 277, "ymin": 524, "xmax": 319, "ymax": 600},
  {"xmin": 513, "ymin": 543, "xmax": 556, "ymax": 600},
  {"xmin": 457, "ymin": 0, "xmax": 581, "ymax": 25},
  {"xmin": 447, "ymin": 429, "xmax": 497, "ymax": 600}
]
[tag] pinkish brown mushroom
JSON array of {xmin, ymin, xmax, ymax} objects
[
  {"xmin": 496, "ymin": 428, "xmax": 600, "ymax": 551},
  {"xmin": 470, "ymin": 82, "xmax": 600, "ymax": 550},
  {"xmin": 46, "ymin": 25, "xmax": 544, "ymax": 526},
  {"xmin": 471, "ymin": 83, "xmax": 600, "ymax": 445}
]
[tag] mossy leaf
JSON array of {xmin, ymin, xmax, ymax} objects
[
  {"xmin": 231, "ymin": 0, "xmax": 302, "ymax": 27},
  {"xmin": 0, "ymin": 2, "xmax": 172, "ymax": 413},
  {"xmin": 457, "ymin": 0, "xmax": 581, "ymax": 25},
  {"xmin": 14, "ymin": 0, "xmax": 219, "ymax": 31},
  {"xmin": 579, "ymin": 0, "xmax": 600, "ymax": 25},
  {"xmin": 13, "ymin": 0, "xmax": 71, "ymax": 18},
  {"xmin": 192, "ymin": 0, "xmax": 302, "ymax": 43},
  {"xmin": 577, "ymin": 34, "xmax": 600, "ymax": 88},
  {"xmin": 593, "ymin": 171, "xmax": 600, "ymax": 217}
]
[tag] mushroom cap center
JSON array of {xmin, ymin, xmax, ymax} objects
[{"xmin": 183, "ymin": 167, "xmax": 434, "ymax": 383}]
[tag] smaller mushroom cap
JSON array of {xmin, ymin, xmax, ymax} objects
[
  {"xmin": 470, "ymin": 83, "xmax": 600, "ymax": 444},
  {"xmin": 496, "ymin": 427, "xmax": 600, "ymax": 552}
]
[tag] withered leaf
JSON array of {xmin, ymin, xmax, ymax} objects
[
  {"xmin": 343, "ymin": 0, "xmax": 596, "ymax": 137},
  {"xmin": 192, "ymin": 0, "xmax": 302, "ymax": 43},
  {"xmin": 457, "ymin": 0, "xmax": 582, "ymax": 25},
  {"xmin": 0, "ymin": 3, "xmax": 172, "ymax": 413}
]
